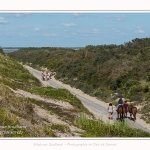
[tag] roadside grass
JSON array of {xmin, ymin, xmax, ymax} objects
[
  {"xmin": 28, "ymin": 87, "xmax": 93, "ymax": 116},
  {"xmin": 75, "ymin": 114, "xmax": 150, "ymax": 137},
  {"xmin": 51, "ymin": 124, "xmax": 71, "ymax": 133}
]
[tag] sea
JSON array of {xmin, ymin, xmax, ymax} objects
[{"xmin": 2, "ymin": 47, "xmax": 84, "ymax": 54}]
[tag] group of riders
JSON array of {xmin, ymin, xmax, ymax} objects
[
  {"xmin": 41, "ymin": 71, "xmax": 135, "ymax": 121},
  {"xmin": 108, "ymin": 96, "xmax": 131, "ymax": 120},
  {"xmin": 41, "ymin": 71, "xmax": 52, "ymax": 81}
]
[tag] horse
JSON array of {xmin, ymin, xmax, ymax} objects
[
  {"xmin": 124, "ymin": 107, "xmax": 128, "ymax": 118},
  {"xmin": 116, "ymin": 105, "xmax": 125, "ymax": 121},
  {"xmin": 128, "ymin": 105, "xmax": 137, "ymax": 122}
]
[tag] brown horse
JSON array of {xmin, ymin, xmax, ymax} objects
[
  {"xmin": 116, "ymin": 105, "xmax": 125, "ymax": 121},
  {"xmin": 128, "ymin": 105, "xmax": 137, "ymax": 122}
]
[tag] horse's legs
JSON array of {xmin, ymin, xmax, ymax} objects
[
  {"xmin": 121, "ymin": 114, "xmax": 124, "ymax": 121},
  {"xmin": 117, "ymin": 112, "xmax": 119, "ymax": 119},
  {"xmin": 133, "ymin": 113, "xmax": 136, "ymax": 121},
  {"xmin": 117, "ymin": 113, "xmax": 120, "ymax": 120},
  {"xmin": 130, "ymin": 113, "xmax": 132, "ymax": 120}
]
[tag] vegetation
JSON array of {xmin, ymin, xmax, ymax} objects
[
  {"xmin": 0, "ymin": 52, "xmax": 91, "ymax": 137},
  {"xmin": 27, "ymin": 87, "xmax": 90, "ymax": 114},
  {"xmin": 1, "ymin": 37, "xmax": 150, "ymax": 137},
  {"xmin": 0, "ymin": 47, "xmax": 5, "ymax": 55},
  {"xmin": 75, "ymin": 114, "xmax": 150, "ymax": 137},
  {"xmin": 8, "ymin": 38, "xmax": 150, "ymax": 104},
  {"xmin": 0, "ymin": 53, "xmax": 41, "ymax": 90}
]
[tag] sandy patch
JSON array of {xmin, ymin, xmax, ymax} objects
[
  {"xmin": 34, "ymin": 105, "xmax": 84, "ymax": 137},
  {"xmin": 9, "ymin": 87, "xmax": 74, "ymax": 110}
]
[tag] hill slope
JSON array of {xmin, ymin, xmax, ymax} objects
[
  {"xmin": 8, "ymin": 38, "xmax": 150, "ymax": 123},
  {"xmin": 0, "ymin": 53, "xmax": 92, "ymax": 137},
  {"xmin": 3, "ymin": 38, "xmax": 150, "ymax": 137}
]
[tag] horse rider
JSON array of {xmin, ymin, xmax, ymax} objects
[{"xmin": 116, "ymin": 96, "xmax": 123, "ymax": 111}]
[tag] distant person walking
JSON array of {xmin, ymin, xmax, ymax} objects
[
  {"xmin": 108, "ymin": 103, "xmax": 113, "ymax": 119},
  {"xmin": 42, "ymin": 71, "xmax": 45, "ymax": 81},
  {"xmin": 48, "ymin": 72, "xmax": 51, "ymax": 80},
  {"xmin": 50, "ymin": 72, "xmax": 52, "ymax": 79}
]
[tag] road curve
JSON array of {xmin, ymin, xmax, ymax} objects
[{"xmin": 24, "ymin": 65, "xmax": 150, "ymax": 133}]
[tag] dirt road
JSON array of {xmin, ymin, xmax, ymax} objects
[{"xmin": 24, "ymin": 65, "xmax": 150, "ymax": 133}]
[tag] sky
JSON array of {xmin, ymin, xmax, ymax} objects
[{"xmin": 1, "ymin": 12, "xmax": 150, "ymax": 47}]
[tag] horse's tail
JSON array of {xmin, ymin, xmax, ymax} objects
[{"xmin": 133, "ymin": 107, "xmax": 137, "ymax": 121}]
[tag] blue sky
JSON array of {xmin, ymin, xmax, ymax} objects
[{"xmin": 0, "ymin": 12, "xmax": 150, "ymax": 47}]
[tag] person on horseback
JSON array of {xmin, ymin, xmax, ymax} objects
[
  {"xmin": 116, "ymin": 96, "xmax": 123, "ymax": 111},
  {"xmin": 123, "ymin": 100, "xmax": 128, "ymax": 117}
]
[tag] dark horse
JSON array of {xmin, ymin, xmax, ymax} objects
[
  {"xmin": 128, "ymin": 105, "xmax": 137, "ymax": 122},
  {"xmin": 116, "ymin": 105, "xmax": 125, "ymax": 121}
]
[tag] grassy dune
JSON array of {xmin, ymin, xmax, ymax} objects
[{"xmin": 1, "ymin": 52, "xmax": 150, "ymax": 137}]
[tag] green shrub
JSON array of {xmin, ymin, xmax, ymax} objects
[
  {"xmin": 0, "ymin": 48, "xmax": 4, "ymax": 55},
  {"xmin": 130, "ymin": 94, "xmax": 143, "ymax": 102},
  {"xmin": 143, "ymin": 85, "xmax": 149, "ymax": 93}
]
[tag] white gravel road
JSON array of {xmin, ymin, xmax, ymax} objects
[{"xmin": 24, "ymin": 65, "xmax": 150, "ymax": 133}]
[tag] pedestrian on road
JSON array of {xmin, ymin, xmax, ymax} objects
[
  {"xmin": 42, "ymin": 71, "xmax": 45, "ymax": 81},
  {"xmin": 108, "ymin": 103, "xmax": 113, "ymax": 119},
  {"xmin": 47, "ymin": 72, "xmax": 51, "ymax": 80}
]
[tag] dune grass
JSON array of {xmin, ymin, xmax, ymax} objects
[
  {"xmin": 0, "ymin": 54, "xmax": 41, "ymax": 90},
  {"xmin": 75, "ymin": 114, "xmax": 150, "ymax": 137},
  {"xmin": 28, "ymin": 87, "xmax": 92, "ymax": 115}
]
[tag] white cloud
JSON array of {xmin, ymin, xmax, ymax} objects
[
  {"xmin": 92, "ymin": 28, "xmax": 99, "ymax": 34},
  {"xmin": 0, "ymin": 17, "xmax": 8, "ymax": 24},
  {"xmin": 77, "ymin": 28, "xmax": 100, "ymax": 37},
  {"xmin": 43, "ymin": 33, "xmax": 49, "ymax": 37},
  {"xmin": 71, "ymin": 32, "xmax": 77, "ymax": 36},
  {"xmin": 62, "ymin": 23, "xmax": 77, "ymax": 27},
  {"xmin": 51, "ymin": 34, "xmax": 57, "ymax": 36},
  {"xmin": 107, "ymin": 15, "xmax": 126, "ymax": 21},
  {"xmin": 115, "ymin": 15, "xmax": 126, "ymax": 21},
  {"xmin": 8, "ymin": 13, "xmax": 31, "ymax": 18},
  {"xmin": 43, "ymin": 33, "xmax": 57, "ymax": 37},
  {"xmin": 135, "ymin": 27, "xmax": 145, "ymax": 33},
  {"xmin": 111, "ymin": 28, "xmax": 120, "ymax": 32},
  {"xmin": 135, "ymin": 29, "xmax": 145, "ymax": 33},
  {"xmin": 35, "ymin": 28, "xmax": 40, "ymax": 32},
  {"xmin": 73, "ymin": 13, "xmax": 84, "ymax": 18},
  {"xmin": 121, "ymin": 32, "xmax": 127, "ymax": 35},
  {"xmin": 18, "ymin": 33, "xmax": 27, "ymax": 38}
]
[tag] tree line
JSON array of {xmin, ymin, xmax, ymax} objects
[{"xmin": 8, "ymin": 38, "xmax": 150, "ymax": 104}]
